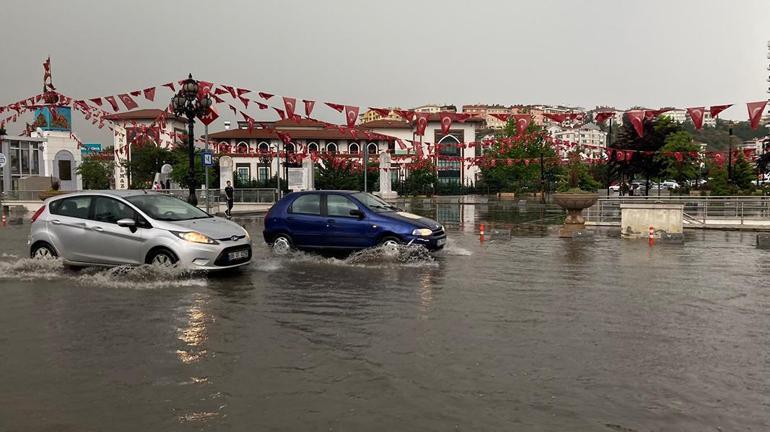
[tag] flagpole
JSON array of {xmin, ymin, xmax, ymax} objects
[{"xmin": 204, "ymin": 124, "xmax": 210, "ymax": 214}]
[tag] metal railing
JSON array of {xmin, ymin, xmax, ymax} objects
[{"xmin": 585, "ymin": 196, "xmax": 770, "ymax": 226}]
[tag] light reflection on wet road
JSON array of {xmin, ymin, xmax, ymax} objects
[{"xmin": 0, "ymin": 206, "xmax": 768, "ymax": 431}]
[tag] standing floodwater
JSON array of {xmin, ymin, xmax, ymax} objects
[{"xmin": 0, "ymin": 210, "xmax": 768, "ymax": 431}]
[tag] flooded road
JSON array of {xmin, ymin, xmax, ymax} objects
[{"xmin": 1, "ymin": 202, "xmax": 769, "ymax": 431}]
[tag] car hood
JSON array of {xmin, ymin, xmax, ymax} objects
[
  {"xmin": 382, "ymin": 211, "xmax": 442, "ymax": 230},
  {"xmin": 167, "ymin": 217, "xmax": 246, "ymax": 239}
]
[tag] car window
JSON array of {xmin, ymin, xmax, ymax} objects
[
  {"xmin": 91, "ymin": 197, "xmax": 136, "ymax": 224},
  {"xmin": 327, "ymin": 195, "xmax": 359, "ymax": 218},
  {"xmin": 125, "ymin": 194, "xmax": 211, "ymax": 221},
  {"xmin": 289, "ymin": 194, "xmax": 321, "ymax": 215},
  {"xmin": 49, "ymin": 196, "xmax": 92, "ymax": 219}
]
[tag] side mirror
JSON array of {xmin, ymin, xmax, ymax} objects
[
  {"xmin": 117, "ymin": 218, "xmax": 137, "ymax": 229},
  {"xmin": 349, "ymin": 209, "xmax": 365, "ymax": 219}
]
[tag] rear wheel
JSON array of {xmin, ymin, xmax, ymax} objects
[
  {"xmin": 147, "ymin": 249, "xmax": 178, "ymax": 268},
  {"xmin": 30, "ymin": 243, "xmax": 57, "ymax": 260},
  {"xmin": 271, "ymin": 234, "xmax": 293, "ymax": 256}
]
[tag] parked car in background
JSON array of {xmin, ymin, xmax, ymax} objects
[
  {"xmin": 263, "ymin": 191, "xmax": 446, "ymax": 254},
  {"xmin": 28, "ymin": 191, "xmax": 252, "ymax": 270}
]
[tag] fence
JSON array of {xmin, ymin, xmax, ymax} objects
[{"xmin": 585, "ymin": 196, "xmax": 770, "ymax": 227}]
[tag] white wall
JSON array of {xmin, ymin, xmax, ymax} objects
[{"xmin": 39, "ymin": 131, "xmax": 82, "ymax": 190}]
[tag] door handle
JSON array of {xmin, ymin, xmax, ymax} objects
[
  {"xmin": 51, "ymin": 219, "xmax": 61, "ymax": 225},
  {"xmin": 90, "ymin": 226, "xmax": 104, "ymax": 232},
  {"xmin": 326, "ymin": 219, "xmax": 336, "ymax": 223}
]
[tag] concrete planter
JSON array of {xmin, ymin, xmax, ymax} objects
[{"xmin": 553, "ymin": 192, "xmax": 598, "ymax": 238}]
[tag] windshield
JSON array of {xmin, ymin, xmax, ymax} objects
[
  {"xmin": 126, "ymin": 194, "xmax": 211, "ymax": 221},
  {"xmin": 352, "ymin": 192, "xmax": 399, "ymax": 213}
]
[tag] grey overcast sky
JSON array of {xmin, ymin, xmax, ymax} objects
[{"xmin": 2, "ymin": 0, "xmax": 769, "ymax": 142}]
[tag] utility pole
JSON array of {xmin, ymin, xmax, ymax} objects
[{"xmin": 728, "ymin": 127, "xmax": 733, "ymax": 184}]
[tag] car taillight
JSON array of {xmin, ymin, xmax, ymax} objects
[{"xmin": 30, "ymin": 206, "xmax": 45, "ymax": 223}]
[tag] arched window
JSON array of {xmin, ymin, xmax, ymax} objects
[
  {"xmin": 367, "ymin": 142, "xmax": 378, "ymax": 155},
  {"xmin": 326, "ymin": 142, "xmax": 337, "ymax": 154},
  {"xmin": 285, "ymin": 142, "xmax": 295, "ymax": 154},
  {"xmin": 349, "ymin": 142, "xmax": 359, "ymax": 155},
  {"xmin": 237, "ymin": 141, "xmax": 248, "ymax": 154},
  {"xmin": 308, "ymin": 142, "xmax": 319, "ymax": 153},
  {"xmin": 258, "ymin": 142, "xmax": 270, "ymax": 153},
  {"xmin": 218, "ymin": 142, "xmax": 231, "ymax": 153}
]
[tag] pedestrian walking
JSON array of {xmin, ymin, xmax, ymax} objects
[
  {"xmin": 152, "ymin": 181, "xmax": 161, "ymax": 191},
  {"xmin": 225, "ymin": 181, "xmax": 234, "ymax": 218}
]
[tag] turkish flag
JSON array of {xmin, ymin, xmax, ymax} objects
[
  {"xmin": 241, "ymin": 112, "xmax": 255, "ymax": 132},
  {"xmin": 105, "ymin": 96, "xmax": 120, "ymax": 111},
  {"xmin": 410, "ymin": 140, "xmax": 424, "ymax": 158},
  {"xmin": 512, "ymin": 114, "xmax": 531, "ymax": 134},
  {"xmin": 415, "ymin": 112, "xmax": 429, "ymax": 136},
  {"xmin": 213, "ymin": 87, "xmax": 228, "ymax": 96},
  {"xmin": 747, "ymin": 101, "xmax": 767, "ymax": 129},
  {"xmin": 197, "ymin": 81, "xmax": 214, "ymax": 99},
  {"xmin": 490, "ymin": 113, "xmax": 510, "ymax": 123},
  {"xmin": 228, "ymin": 104, "xmax": 238, "ymax": 115},
  {"xmin": 197, "ymin": 105, "xmax": 219, "ymax": 126},
  {"xmin": 258, "ymin": 92, "xmax": 273, "ymax": 100},
  {"xmin": 686, "ymin": 107, "xmax": 705, "ymax": 129},
  {"xmin": 303, "ymin": 100, "xmax": 315, "ymax": 116},
  {"xmin": 257, "ymin": 102, "xmax": 268, "ymax": 110},
  {"xmin": 544, "ymin": 113, "xmax": 568, "ymax": 123},
  {"xmin": 143, "ymin": 87, "xmax": 156, "ymax": 101},
  {"xmin": 594, "ymin": 111, "xmax": 614, "ymax": 123},
  {"xmin": 277, "ymin": 131, "xmax": 292, "ymax": 146},
  {"xmin": 626, "ymin": 110, "xmax": 645, "ymax": 137},
  {"xmin": 369, "ymin": 107, "xmax": 392, "ymax": 118},
  {"xmin": 644, "ymin": 108, "xmax": 673, "ymax": 120},
  {"xmin": 709, "ymin": 104, "xmax": 732, "ymax": 118},
  {"xmin": 129, "ymin": 90, "xmax": 141, "ymax": 97},
  {"xmin": 344, "ymin": 105, "xmax": 359, "ymax": 128},
  {"xmin": 713, "ymin": 152, "xmax": 724, "ymax": 166},
  {"xmin": 326, "ymin": 102, "xmax": 344, "ymax": 113},
  {"xmin": 162, "ymin": 82, "xmax": 175, "ymax": 92},
  {"xmin": 118, "ymin": 94, "xmax": 138, "ymax": 110},
  {"xmin": 439, "ymin": 112, "xmax": 453, "ymax": 135},
  {"xmin": 89, "ymin": 98, "xmax": 103, "ymax": 107},
  {"xmin": 394, "ymin": 110, "xmax": 415, "ymax": 122},
  {"xmin": 222, "ymin": 85, "xmax": 236, "ymax": 99},
  {"xmin": 273, "ymin": 107, "xmax": 286, "ymax": 120},
  {"xmin": 282, "ymin": 97, "xmax": 296, "ymax": 118},
  {"xmin": 211, "ymin": 93, "xmax": 225, "ymax": 104},
  {"xmin": 455, "ymin": 113, "xmax": 474, "ymax": 122},
  {"xmin": 236, "ymin": 88, "xmax": 250, "ymax": 97},
  {"xmin": 396, "ymin": 138, "xmax": 407, "ymax": 150}
]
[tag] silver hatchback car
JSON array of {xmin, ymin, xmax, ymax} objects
[{"xmin": 28, "ymin": 191, "xmax": 252, "ymax": 270}]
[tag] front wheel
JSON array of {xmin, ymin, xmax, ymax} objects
[
  {"xmin": 271, "ymin": 235, "xmax": 293, "ymax": 256},
  {"xmin": 378, "ymin": 236, "xmax": 402, "ymax": 256},
  {"xmin": 147, "ymin": 249, "xmax": 178, "ymax": 268}
]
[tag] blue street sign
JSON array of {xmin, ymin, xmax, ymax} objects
[
  {"xmin": 202, "ymin": 150, "xmax": 213, "ymax": 167},
  {"xmin": 80, "ymin": 143, "xmax": 102, "ymax": 155}
]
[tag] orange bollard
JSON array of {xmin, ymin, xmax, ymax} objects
[
  {"xmin": 479, "ymin": 223, "xmax": 485, "ymax": 243},
  {"xmin": 648, "ymin": 225, "xmax": 655, "ymax": 246}
]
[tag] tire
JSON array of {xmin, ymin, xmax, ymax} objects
[
  {"xmin": 378, "ymin": 236, "xmax": 402, "ymax": 255},
  {"xmin": 146, "ymin": 249, "xmax": 178, "ymax": 268},
  {"xmin": 30, "ymin": 242, "xmax": 57, "ymax": 260},
  {"xmin": 271, "ymin": 234, "xmax": 293, "ymax": 256}
]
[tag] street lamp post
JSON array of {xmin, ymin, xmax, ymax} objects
[{"xmin": 171, "ymin": 73, "xmax": 212, "ymax": 206}]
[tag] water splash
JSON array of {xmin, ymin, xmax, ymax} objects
[
  {"xmin": 0, "ymin": 258, "xmax": 66, "ymax": 280},
  {"xmin": 269, "ymin": 244, "xmax": 438, "ymax": 268}
]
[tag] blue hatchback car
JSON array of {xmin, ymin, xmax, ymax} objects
[{"xmin": 263, "ymin": 191, "xmax": 446, "ymax": 254}]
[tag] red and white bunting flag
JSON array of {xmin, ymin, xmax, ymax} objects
[
  {"xmin": 236, "ymin": 88, "xmax": 250, "ymax": 97},
  {"xmin": 344, "ymin": 105, "xmax": 359, "ymax": 128},
  {"xmin": 258, "ymin": 92, "xmax": 273, "ymax": 100},
  {"xmin": 409, "ymin": 140, "xmax": 424, "ymax": 158},
  {"xmin": 626, "ymin": 110, "xmax": 645, "ymax": 137},
  {"xmin": 594, "ymin": 111, "xmax": 615, "ymax": 124},
  {"xmin": 89, "ymin": 98, "xmax": 103, "ymax": 107},
  {"xmin": 129, "ymin": 90, "xmax": 141, "ymax": 97},
  {"xmin": 455, "ymin": 113, "xmax": 474, "ymax": 122},
  {"xmin": 747, "ymin": 101, "xmax": 768, "ymax": 129},
  {"xmin": 211, "ymin": 93, "xmax": 225, "ymax": 103},
  {"xmin": 326, "ymin": 102, "xmax": 344, "ymax": 113},
  {"xmin": 221, "ymin": 85, "xmax": 236, "ymax": 99},
  {"xmin": 369, "ymin": 107, "xmax": 392, "ymax": 118},
  {"xmin": 544, "ymin": 113, "xmax": 568, "ymax": 123},
  {"xmin": 300, "ymin": 100, "xmax": 314, "ymax": 117},
  {"xmin": 198, "ymin": 81, "xmax": 214, "ymax": 99},
  {"xmin": 238, "ymin": 96, "xmax": 249, "ymax": 109},
  {"xmin": 686, "ymin": 107, "xmax": 705, "ymax": 130},
  {"xmin": 228, "ymin": 104, "xmax": 238, "ymax": 115},
  {"xmin": 143, "ymin": 87, "xmax": 156, "ymax": 101},
  {"xmin": 512, "ymin": 114, "xmax": 531, "ymax": 134},
  {"xmin": 105, "ymin": 96, "xmax": 119, "ymax": 111},
  {"xmin": 118, "ymin": 94, "xmax": 138, "ymax": 110},
  {"xmin": 277, "ymin": 131, "xmax": 292, "ymax": 146},
  {"xmin": 439, "ymin": 112, "xmax": 453, "ymax": 135},
  {"xmin": 241, "ymin": 112, "xmax": 255, "ymax": 132},
  {"xmin": 490, "ymin": 113, "xmax": 511, "ymax": 122},
  {"xmin": 415, "ymin": 112, "xmax": 429, "ymax": 136},
  {"xmin": 162, "ymin": 82, "xmax": 175, "ymax": 92},
  {"xmin": 396, "ymin": 138, "xmax": 407, "ymax": 150},
  {"xmin": 257, "ymin": 102, "xmax": 268, "ymax": 110},
  {"xmin": 283, "ymin": 97, "xmax": 296, "ymax": 118},
  {"xmin": 394, "ymin": 110, "xmax": 415, "ymax": 122},
  {"xmin": 709, "ymin": 104, "xmax": 732, "ymax": 118},
  {"xmin": 214, "ymin": 87, "xmax": 229, "ymax": 96},
  {"xmin": 273, "ymin": 107, "xmax": 286, "ymax": 120}
]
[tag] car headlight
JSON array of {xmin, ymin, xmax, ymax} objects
[
  {"xmin": 412, "ymin": 228, "xmax": 432, "ymax": 237},
  {"xmin": 242, "ymin": 227, "xmax": 251, "ymax": 241},
  {"xmin": 173, "ymin": 231, "xmax": 219, "ymax": 244}
]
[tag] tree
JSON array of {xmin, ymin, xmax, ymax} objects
[
  {"xmin": 315, "ymin": 154, "xmax": 377, "ymax": 191},
  {"xmin": 400, "ymin": 160, "xmax": 438, "ymax": 196},
  {"xmin": 732, "ymin": 153, "xmax": 756, "ymax": 191},
  {"xmin": 478, "ymin": 121, "xmax": 561, "ymax": 193},
  {"xmin": 122, "ymin": 141, "xmax": 173, "ymax": 189},
  {"xmin": 655, "ymin": 131, "xmax": 700, "ymax": 189},
  {"xmin": 77, "ymin": 155, "xmax": 114, "ymax": 189},
  {"xmin": 707, "ymin": 163, "xmax": 731, "ymax": 196}
]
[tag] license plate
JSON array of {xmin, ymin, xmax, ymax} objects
[
  {"xmin": 228, "ymin": 250, "xmax": 249, "ymax": 260},
  {"xmin": 436, "ymin": 238, "xmax": 446, "ymax": 246}
]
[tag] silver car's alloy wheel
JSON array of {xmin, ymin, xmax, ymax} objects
[
  {"xmin": 151, "ymin": 254, "xmax": 175, "ymax": 268},
  {"xmin": 32, "ymin": 246, "xmax": 55, "ymax": 260},
  {"xmin": 272, "ymin": 237, "xmax": 291, "ymax": 256}
]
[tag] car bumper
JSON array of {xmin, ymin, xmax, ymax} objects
[
  {"xmin": 404, "ymin": 234, "xmax": 447, "ymax": 251},
  {"xmin": 174, "ymin": 240, "xmax": 253, "ymax": 270}
]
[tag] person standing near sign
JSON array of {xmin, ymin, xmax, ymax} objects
[{"xmin": 225, "ymin": 181, "xmax": 234, "ymax": 218}]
